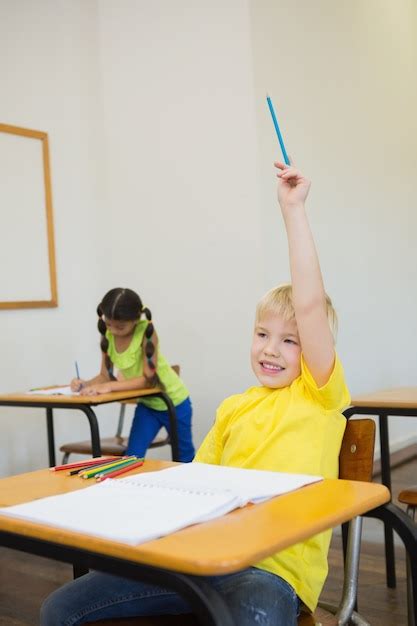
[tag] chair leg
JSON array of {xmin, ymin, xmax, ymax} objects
[
  {"xmin": 116, "ymin": 404, "xmax": 126, "ymax": 438},
  {"xmin": 337, "ymin": 516, "xmax": 364, "ymax": 624},
  {"xmin": 62, "ymin": 451, "xmax": 70, "ymax": 464},
  {"xmin": 406, "ymin": 505, "xmax": 416, "ymax": 626},
  {"xmin": 319, "ymin": 517, "xmax": 367, "ymax": 625}
]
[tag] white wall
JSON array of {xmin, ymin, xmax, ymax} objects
[
  {"xmin": 250, "ymin": 0, "xmax": 417, "ymax": 452},
  {"xmin": 95, "ymin": 0, "xmax": 263, "ymax": 448},
  {"xmin": 0, "ymin": 0, "xmax": 416, "ymax": 477}
]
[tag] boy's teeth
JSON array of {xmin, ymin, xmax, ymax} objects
[{"xmin": 262, "ymin": 362, "xmax": 281, "ymax": 371}]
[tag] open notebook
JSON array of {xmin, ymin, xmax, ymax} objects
[{"xmin": 0, "ymin": 463, "xmax": 322, "ymax": 545}]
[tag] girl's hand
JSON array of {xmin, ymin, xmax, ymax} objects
[
  {"xmin": 274, "ymin": 161, "xmax": 311, "ymax": 210},
  {"xmin": 82, "ymin": 382, "xmax": 114, "ymax": 396},
  {"xmin": 70, "ymin": 378, "xmax": 86, "ymax": 392}
]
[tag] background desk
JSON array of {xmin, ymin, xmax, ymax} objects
[
  {"xmin": 345, "ymin": 386, "xmax": 417, "ymax": 588},
  {"xmin": 0, "ymin": 388, "xmax": 179, "ymax": 466},
  {"xmin": 0, "ymin": 461, "xmax": 390, "ymax": 626}
]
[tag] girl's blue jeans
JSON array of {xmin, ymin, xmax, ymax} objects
[
  {"xmin": 127, "ymin": 396, "xmax": 195, "ymax": 462},
  {"xmin": 40, "ymin": 566, "xmax": 300, "ymax": 626}
]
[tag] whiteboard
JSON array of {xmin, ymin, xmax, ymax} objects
[{"xmin": 0, "ymin": 124, "xmax": 57, "ymax": 309}]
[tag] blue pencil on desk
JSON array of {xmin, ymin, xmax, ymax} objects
[{"xmin": 266, "ymin": 94, "xmax": 290, "ymax": 165}]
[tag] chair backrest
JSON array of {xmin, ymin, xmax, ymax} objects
[{"xmin": 339, "ymin": 418, "xmax": 376, "ymax": 482}]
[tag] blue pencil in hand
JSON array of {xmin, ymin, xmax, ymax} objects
[{"xmin": 266, "ymin": 95, "xmax": 290, "ymax": 165}]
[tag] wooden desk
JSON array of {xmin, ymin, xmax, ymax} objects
[
  {"xmin": 344, "ymin": 387, "xmax": 417, "ymax": 588},
  {"xmin": 0, "ymin": 461, "xmax": 390, "ymax": 626},
  {"xmin": 0, "ymin": 388, "xmax": 179, "ymax": 466}
]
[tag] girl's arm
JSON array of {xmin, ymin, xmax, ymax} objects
[
  {"xmin": 82, "ymin": 376, "xmax": 151, "ymax": 395},
  {"xmin": 81, "ymin": 355, "xmax": 153, "ymax": 395},
  {"xmin": 275, "ymin": 161, "xmax": 335, "ymax": 387}
]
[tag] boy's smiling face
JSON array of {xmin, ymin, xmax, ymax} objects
[{"xmin": 251, "ymin": 311, "xmax": 302, "ymax": 388}]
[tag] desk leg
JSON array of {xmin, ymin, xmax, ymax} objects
[
  {"xmin": 379, "ymin": 413, "xmax": 396, "ymax": 588},
  {"xmin": 73, "ymin": 564, "xmax": 89, "ymax": 578},
  {"xmin": 0, "ymin": 531, "xmax": 235, "ymax": 626},
  {"xmin": 364, "ymin": 503, "xmax": 417, "ymax": 622},
  {"xmin": 79, "ymin": 407, "xmax": 101, "ymax": 457},
  {"xmin": 46, "ymin": 408, "xmax": 56, "ymax": 467},
  {"xmin": 158, "ymin": 392, "xmax": 180, "ymax": 462}
]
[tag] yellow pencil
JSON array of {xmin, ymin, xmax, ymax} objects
[{"xmin": 80, "ymin": 456, "xmax": 137, "ymax": 478}]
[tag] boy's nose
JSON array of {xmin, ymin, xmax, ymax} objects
[{"xmin": 264, "ymin": 345, "xmax": 279, "ymax": 357}]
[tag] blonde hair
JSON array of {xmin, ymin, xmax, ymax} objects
[{"xmin": 255, "ymin": 283, "xmax": 338, "ymax": 339}]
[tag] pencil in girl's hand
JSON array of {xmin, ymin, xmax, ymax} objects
[
  {"xmin": 96, "ymin": 459, "xmax": 145, "ymax": 482},
  {"xmin": 266, "ymin": 94, "xmax": 290, "ymax": 165},
  {"xmin": 50, "ymin": 457, "xmax": 120, "ymax": 471}
]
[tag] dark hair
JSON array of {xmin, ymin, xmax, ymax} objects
[{"xmin": 97, "ymin": 288, "xmax": 158, "ymax": 386}]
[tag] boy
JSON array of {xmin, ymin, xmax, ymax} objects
[
  {"xmin": 41, "ymin": 163, "xmax": 350, "ymax": 626},
  {"xmin": 194, "ymin": 162, "xmax": 350, "ymax": 622}
]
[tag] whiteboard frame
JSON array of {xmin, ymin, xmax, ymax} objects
[{"xmin": 0, "ymin": 123, "xmax": 58, "ymax": 310}]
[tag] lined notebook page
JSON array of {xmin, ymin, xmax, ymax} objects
[
  {"xmin": 140, "ymin": 463, "xmax": 322, "ymax": 503},
  {"xmin": 0, "ymin": 463, "xmax": 322, "ymax": 545}
]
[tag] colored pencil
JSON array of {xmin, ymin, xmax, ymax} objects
[
  {"xmin": 94, "ymin": 457, "xmax": 144, "ymax": 479},
  {"xmin": 51, "ymin": 457, "xmax": 120, "ymax": 471},
  {"xmin": 80, "ymin": 457, "xmax": 138, "ymax": 479},
  {"xmin": 68, "ymin": 458, "xmax": 128, "ymax": 476},
  {"xmin": 266, "ymin": 94, "xmax": 290, "ymax": 165},
  {"xmin": 96, "ymin": 459, "xmax": 145, "ymax": 482}
]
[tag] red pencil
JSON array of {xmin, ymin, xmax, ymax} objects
[
  {"xmin": 50, "ymin": 457, "xmax": 121, "ymax": 471},
  {"xmin": 96, "ymin": 460, "xmax": 144, "ymax": 482}
]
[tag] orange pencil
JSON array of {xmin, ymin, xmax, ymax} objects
[{"xmin": 50, "ymin": 457, "xmax": 120, "ymax": 471}]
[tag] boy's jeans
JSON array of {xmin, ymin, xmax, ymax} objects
[{"xmin": 41, "ymin": 566, "xmax": 300, "ymax": 626}]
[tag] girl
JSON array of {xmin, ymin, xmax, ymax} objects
[{"xmin": 71, "ymin": 287, "xmax": 195, "ymax": 462}]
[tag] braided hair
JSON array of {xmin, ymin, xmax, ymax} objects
[{"xmin": 97, "ymin": 288, "xmax": 159, "ymax": 387}]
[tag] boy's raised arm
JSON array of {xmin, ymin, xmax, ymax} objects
[{"xmin": 275, "ymin": 161, "xmax": 335, "ymax": 387}]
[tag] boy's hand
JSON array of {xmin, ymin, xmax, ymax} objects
[{"xmin": 275, "ymin": 161, "xmax": 311, "ymax": 210}]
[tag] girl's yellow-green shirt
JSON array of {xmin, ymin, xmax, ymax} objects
[
  {"xmin": 106, "ymin": 321, "xmax": 189, "ymax": 411},
  {"xmin": 194, "ymin": 355, "xmax": 350, "ymax": 612}
]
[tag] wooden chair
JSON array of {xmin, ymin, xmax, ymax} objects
[
  {"xmin": 86, "ymin": 418, "xmax": 376, "ymax": 626},
  {"xmin": 59, "ymin": 366, "xmax": 180, "ymax": 464},
  {"xmin": 398, "ymin": 486, "xmax": 417, "ymax": 626}
]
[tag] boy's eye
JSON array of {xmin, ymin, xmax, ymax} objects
[
  {"xmin": 257, "ymin": 332, "xmax": 267, "ymax": 338},
  {"xmin": 284, "ymin": 338, "xmax": 297, "ymax": 345}
]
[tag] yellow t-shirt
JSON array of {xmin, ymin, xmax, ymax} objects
[{"xmin": 194, "ymin": 354, "xmax": 350, "ymax": 612}]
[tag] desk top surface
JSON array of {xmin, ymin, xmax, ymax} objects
[
  {"xmin": 0, "ymin": 387, "xmax": 161, "ymax": 405},
  {"xmin": 0, "ymin": 460, "xmax": 390, "ymax": 575},
  {"xmin": 350, "ymin": 386, "xmax": 417, "ymax": 410}
]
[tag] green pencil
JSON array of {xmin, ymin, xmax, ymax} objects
[
  {"xmin": 81, "ymin": 457, "xmax": 137, "ymax": 479},
  {"xmin": 94, "ymin": 457, "xmax": 143, "ymax": 479}
]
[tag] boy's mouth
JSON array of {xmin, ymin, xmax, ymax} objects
[{"xmin": 260, "ymin": 361, "xmax": 284, "ymax": 373}]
